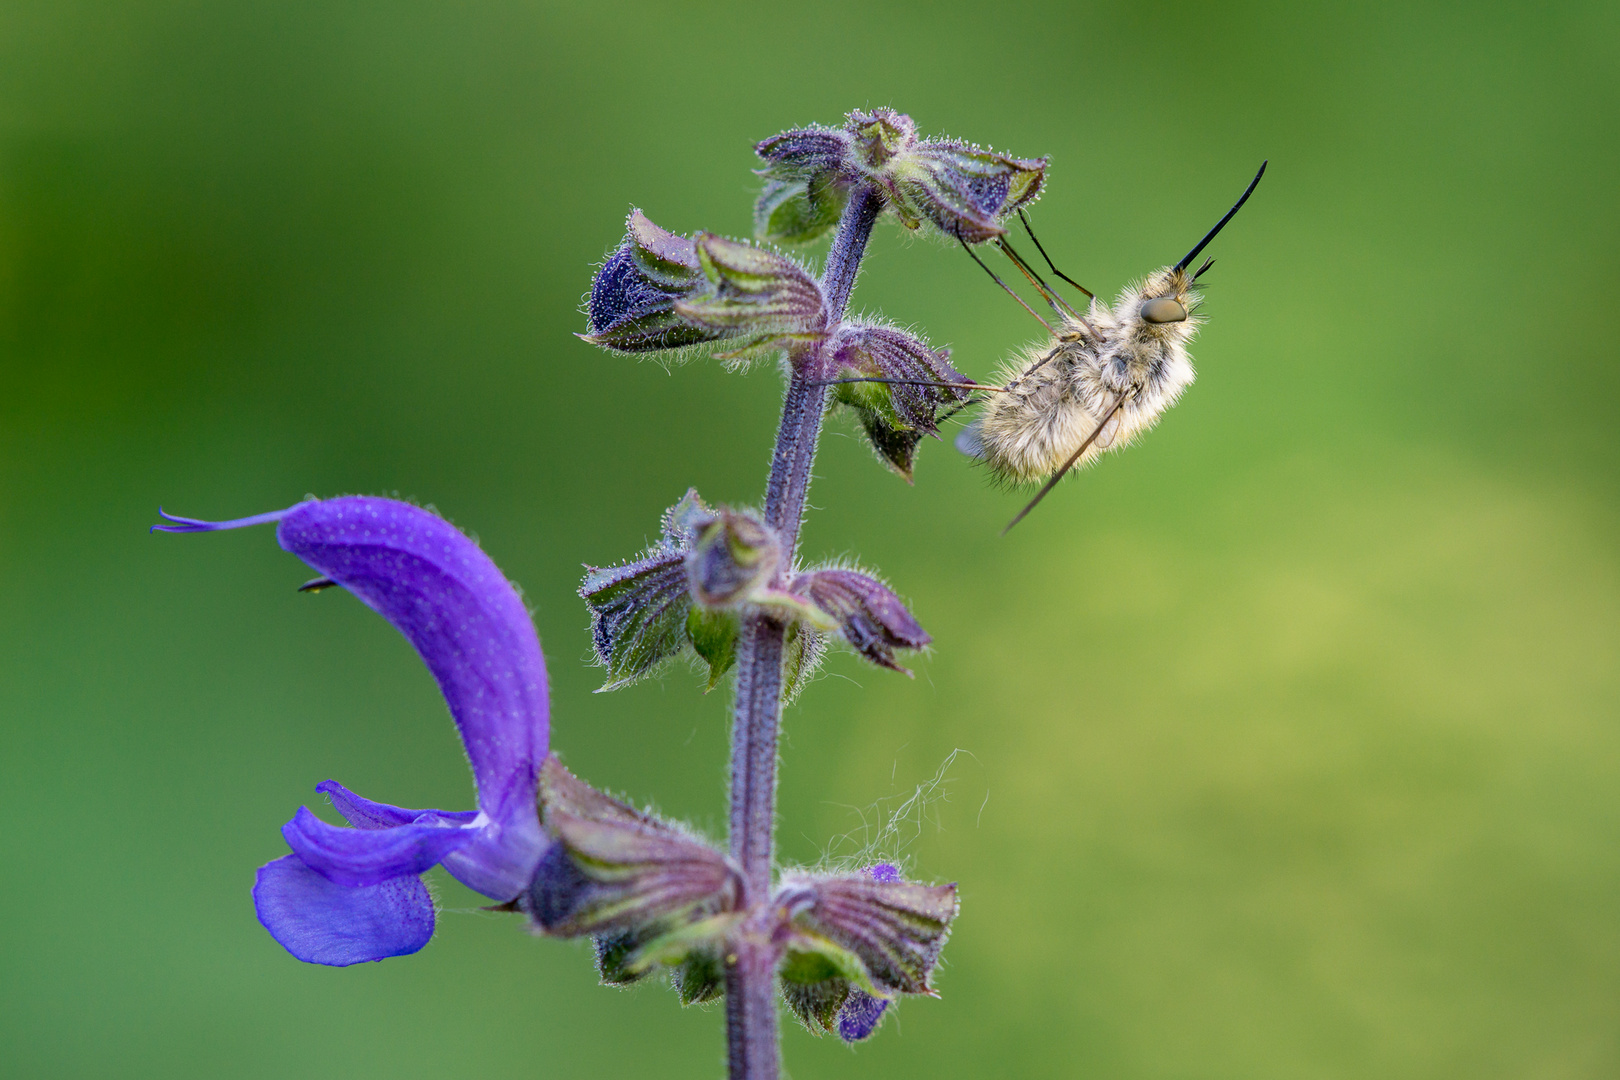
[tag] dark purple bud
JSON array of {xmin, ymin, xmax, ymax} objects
[
  {"xmin": 756, "ymin": 126, "xmax": 854, "ymax": 174},
  {"xmin": 580, "ymin": 489, "xmax": 712, "ymax": 691},
  {"xmin": 584, "ymin": 211, "xmax": 825, "ymax": 362},
  {"xmin": 584, "ymin": 210, "xmax": 717, "ymax": 354},
  {"xmin": 797, "ymin": 568, "xmax": 930, "ymax": 674},
  {"xmin": 686, "ymin": 508, "xmax": 782, "ymax": 609},
  {"xmin": 524, "ymin": 756, "xmax": 740, "ymax": 939}
]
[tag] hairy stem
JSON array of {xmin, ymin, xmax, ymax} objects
[{"xmin": 724, "ymin": 184, "xmax": 881, "ymax": 1080}]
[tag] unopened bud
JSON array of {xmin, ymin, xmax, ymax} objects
[
  {"xmin": 584, "ymin": 212, "xmax": 826, "ymax": 362},
  {"xmin": 889, "ymin": 138, "xmax": 1047, "ymax": 244},
  {"xmin": 753, "ymin": 109, "xmax": 1046, "ymax": 246},
  {"xmin": 797, "ymin": 568, "xmax": 930, "ymax": 673},
  {"xmin": 828, "ymin": 322, "xmax": 972, "ymax": 480},
  {"xmin": 584, "ymin": 210, "xmax": 714, "ymax": 354},
  {"xmin": 525, "ymin": 757, "xmax": 740, "ymax": 938},
  {"xmin": 753, "ymin": 125, "xmax": 858, "ymax": 243},
  {"xmin": 686, "ymin": 509, "xmax": 782, "ymax": 609},
  {"xmin": 774, "ymin": 864, "xmax": 957, "ymax": 1042}
]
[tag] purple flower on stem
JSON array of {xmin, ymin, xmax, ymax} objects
[{"xmin": 155, "ymin": 497, "xmax": 551, "ymax": 966}]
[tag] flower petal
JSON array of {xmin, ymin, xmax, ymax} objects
[
  {"xmin": 836, "ymin": 990, "xmax": 889, "ymax": 1042},
  {"xmin": 316, "ymin": 779, "xmax": 479, "ymax": 830},
  {"xmin": 253, "ymin": 854, "xmax": 435, "ymax": 966},
  {"xmin": 281, "ymin": 805, "xmax": 477, "ymax": 888},
  {"xmin": 275, "ymin": 497, "xmax": 549, "ymax": 899}
]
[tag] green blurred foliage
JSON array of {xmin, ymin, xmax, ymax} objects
[{"xmin": 2, "ymin": 1, "xmax": 1617, "ymax": 1076}]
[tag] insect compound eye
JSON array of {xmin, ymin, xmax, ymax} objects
[{"xmin": 1140, "ymin": 297, "xmax": 1188, "ymax": 324}]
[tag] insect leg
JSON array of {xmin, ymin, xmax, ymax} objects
[
  {"xmin": 1001, "ymin": 391, "xmax": 1132, "ymax": 535},
  {"xmin": 997, "ymin": 237, "xmax": 1081, "ymax": 320},
  {"xmin": 1017, "ymin": 209, "xmax": 1095, "ymax": 300},
  {"xmin": 957, "ymin": 235, "xmax": 1053, "ymax": 334},
  {"xmin": 998, "ymin": 238, "xmax": 1101, "ymax": 338}
]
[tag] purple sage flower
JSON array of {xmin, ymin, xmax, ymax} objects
[{"xmin": 155, "ymin": 497, "xmax": 550, "ymax": 966}]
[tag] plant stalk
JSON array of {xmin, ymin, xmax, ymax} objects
[{"xmin": 724, "ymin": 184, "xmax": 881, "ymax": 1080}]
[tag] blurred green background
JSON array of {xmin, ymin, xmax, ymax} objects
[{"xmin": 3, "ymin": 1, "xmax": 1617, "ymax": 1076}]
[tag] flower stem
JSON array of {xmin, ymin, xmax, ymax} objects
[{"xmin": 724, "ymin": 184, "xmax": 882, "ymax": 1080}]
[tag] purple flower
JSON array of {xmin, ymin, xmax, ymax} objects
[{"xmin": 155, "ymin": 497, "xmax": 550, "ymax": 966}]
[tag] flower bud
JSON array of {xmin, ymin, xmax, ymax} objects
[
  {"xmin": 828, "ymin": 323, "xmax": 972, "ymax": 480},
  {"xmin": 583, "ymin": 491, "xmax": 821, "ymax": 695},
  {"xmin": 753, "ymin": 109, "xmax": 1046, "ymax": 245},
  {"xmin": 887, "ymin": 138, "xmax": 1047, "ymax": 244},
  {"xmin": 584, "ymin": 210, "xmax": 715, "ymax": 353},
  {"xmin": 775, "ymin": 864, "xmax": 957, "ymax": 1042},
  {"xmin": 674, "ymin": 234, "xmax": 826, "ymax": 358},
  {"xmin": 796, "ymin": 568, "xmax": 930, "ymax": 674},
  {"xmin": 782, "ymin": 870, "xmax": 957, "ymax": 997},
  {"xmin": 584, "ymin": 213, "xmax": 827, "ymax": 361},
  {"xmin": 525, "ymin": 757, "xmax": 740, "ymax": 943},
  {"xmin": 686, "ymin": 509, "xmax": 782, "ymax": 609},
  {"xmin": 753, "ymin": 125, "xmax": 857, "ymax": 244}
]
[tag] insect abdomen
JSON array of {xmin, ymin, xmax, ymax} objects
[{"xmin": 971, "ymin": 342, "xmax": 1103, "ymax": 484}]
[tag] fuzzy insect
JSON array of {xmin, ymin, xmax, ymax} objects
[{"xmin": 956, "ymin": 162, "xmax": 1266, "ymax": 531}]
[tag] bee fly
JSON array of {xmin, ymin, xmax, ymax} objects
[{"xmin": 954, "ymin": 162, "xmax": 1266, "ymax": 532}]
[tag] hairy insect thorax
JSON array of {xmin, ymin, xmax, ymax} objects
[{"xmin": 1082, "ymin": 267, "xmax": 1200, "ymax": 420}]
